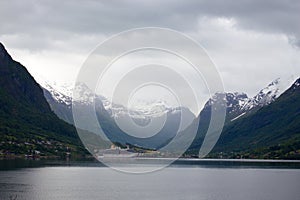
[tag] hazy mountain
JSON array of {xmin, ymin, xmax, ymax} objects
[
  {"xmin": 41, "ymin": 69, "xmax": 297, "ymax": 154},
  {"xmin": 41, "ymin": 80, "xmax": 197, "ymax": 149},
  {"xmin": 42, "ymin": 77, "xmax": 289, "ymax": 125},
  {"xmin": 3, "ymin": 40, "xmax": 298, "ymax": 159}
]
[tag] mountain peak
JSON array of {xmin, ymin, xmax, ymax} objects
[
  {"xmin": 294, "ymin": 78, "xmax": 300, "ymax": 85},
  {"xmin": 268, "ymin": 77, "xmax": 280, "ymax": 86},
  {"xmin": 0, "ymin": 42, "xmax": 12, "ymax": 62},
  {"xmin": 0, "ymin": 42, "xmax": 52, "ymax": 113},
  {"xmin": 0, "ymin": 42, "xmax": 5, "ymax": 51},
  {"xmin": 291, "ymin": 78, "xmax": 300, "ymax": 90}
]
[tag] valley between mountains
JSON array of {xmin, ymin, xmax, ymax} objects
[{"xmin": 1, "ymin": 42, "xmax": 300, "ymax": 160}]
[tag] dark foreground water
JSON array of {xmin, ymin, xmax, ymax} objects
[{"xmin": 0, "ymin": 159, "xmax": 299, "ymax": 200}]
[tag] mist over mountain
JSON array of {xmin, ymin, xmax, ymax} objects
[
  {"xmin": 2, "ymin": 41, "xmax": 298, "ymax": 159},
  {"xmin": 41, "ymin": 76, "xmax": 291, "ymax": 125},
  {"xmin": 41, "ymin": 79, "xmax": 196, "ymax": 149},
  {"xmin": 40, "ymin": 66, "xmax": 300, "ymax": 158}
]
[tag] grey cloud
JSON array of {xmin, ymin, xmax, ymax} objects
[
  {"xmin": 1, "ymin": 0, "xmax": 299, "ymax": 47},
  {"xmin": 0, "ymin": 0, "xmax": 299, "ymax": 99}
]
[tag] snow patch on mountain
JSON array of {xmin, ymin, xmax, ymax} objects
[
  {"xmin": 292, "ymin": 78, "xmax": 300, "ymax": 89},
  {"xmin": 38, "ymin": 78, "xmax": 72, "ymax": 106},
  {"xmin": 205, "ymin": 77, "xmax": 296, "ymax": 120},
  {"xmin": 205, "ymin": 92, "xmax": 249, "ymax": 114},
  {"xmin": 73, "ymin": 82, "xmax": 95, "ymax": 105},
  {"xmin": 39, "ymin": 76, "xmax": 296, "ymax": 121},
  {"xmin": 107, "ymin": 99, "xmax": 177, "ymax": 120},
  {"xmin": 231, "ymin": 112, "xmax": 246, "ymax": 122},
  {"xmin": 241, "ymin": 77, "xmax": 295, "ymax": 111},
  {"xmin": 38, "ymin": 78, "xmax": 175, "ymax": 118}
]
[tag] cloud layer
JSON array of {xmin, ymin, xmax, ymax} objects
[{"xmin": 0, "ymin": 0, "xmax": 299, "ymax": 97}]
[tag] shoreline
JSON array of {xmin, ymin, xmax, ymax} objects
[
  {"xmin": 1, "ymin": 157, "xmax": 300, "ymax": 170},
  {"xmin": 1, "ymin": 155, "xmax": 300, "ymax": 162}
]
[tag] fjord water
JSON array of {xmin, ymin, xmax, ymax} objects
[{"xmin": 0, "ymin": 162, "xmax": 299, "ymax": 200}]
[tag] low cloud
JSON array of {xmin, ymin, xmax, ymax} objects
[{"xmin": 0, "ymin": 0, "xmax": 299, "ymax": 97}]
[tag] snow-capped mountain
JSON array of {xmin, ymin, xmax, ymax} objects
[
  {"xmin": 39, "ymin": 76, "xmax": 299, "ymax": 149},
  {"xmin": 39, "ymin": 79, "xmax": 107, "ymax": 108},
  {"xmin": 40, "ymin": 76, "xmax": 296, "ymax": 125},
  {"xmin": 40, "ymin": 80, "xmax": 196, "ymax": 149},
  {"xmin": 111, "ymin": 100, "xmax": 176, "ymax": 119},
  {"xmin": 204, "ymin": 77, "xmax": 296, "ymax": 121},
  {"xmin": 39, "ymin": 79, "xmax": 181, "ymax": 123},
  {"xmin": 240, "ymin": 78, "xmax": 293, "ymax": 111},
  {"xmin": 205, "ymin": 92, "xmax": 248, "ymax": 113},
  {"xmin": 38, "ymin": 78, "xmax": 72, "ymax": 106},
  {"xmin": 209, "ymin": 77, "xmax": 300, "ymax": 156}
]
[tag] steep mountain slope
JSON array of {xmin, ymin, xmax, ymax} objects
[
  {"xmin": 43, "ymin": 87, "xmax": 74, "ymax": 124},
  {"xmin": 188, "ymin": 81, "xmax": 282, "ymax": 149},
  {"xmin": 0, "ymin": 43, "xmax": 86, "ymax": 158},
  {"xmin": 240, "ymin": 78, "xmax": 292, "ymax": 111},
  {"xmin": 212, "ymin": 78, "xmax": 300, "ymax": 159},
  {"xmin": 206, "ymin": 78, "xmax": 293, "ymax": 122}
]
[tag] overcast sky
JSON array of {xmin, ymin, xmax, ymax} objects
[{"xmin": 0, "ymin": 0, "xmax": 300, "ymax": 98}]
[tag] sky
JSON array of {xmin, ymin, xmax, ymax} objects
[{"xmin": 0, "ymin": 0, "xmax": 300, "ymax": 100}]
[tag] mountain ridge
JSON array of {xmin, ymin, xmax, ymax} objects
[
  {"xmin": 0, "ymin": 42, "xmax": 88, "ymax": 158},
  {"xmin": 41, "ymin": 76, "xmax": 292, "ymax": 124},
  {"xmin": 209, "ymin": 77, "xmax": 300, "ymax": 159},
  {"xmin": 2, "ymin": 42, "xmax": 299, "ymax": 159},
  {"xmin": 40, "ymin": 66, "xmax": 300, "ymax": 157}
]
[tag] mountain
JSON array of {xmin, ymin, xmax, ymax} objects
[
  {"xmin": 5, "ymin": 40, "xmax": 297, "ymax": 160},
  {"xmin": 42, "ymin": 77, "xmax": 287, "ymax": 125},
  {"xmin": 0, "ymin": 43, "xmax": 87, "ymax": 158},
  {"xmin": 41, "ymin": 80, "xmax": 175, "ymax": 119},
  {"xmin": 185, "ymin": 78, "xmax": 290, "ymax": 151},
  {"xmin": 210, "ymin": 78, "xmax": 300, "ymax": 159},
  {"xmin": 240, "ymin": 78, "xmax": 292, "ymax": 111},
  {"xmin": 42, "ymin": 81, "xmax": 74, "ymax": 124},
  {"xmin": 206, "ymin": 78, "xmax": 293, "ymax": 122},
  {"xmin": 41, "ymin": 80, "xmax": 197, "ymax": 149},
  {"xmin": 42, "ymin": 71, "xmax": 296, "ymax": 155}
]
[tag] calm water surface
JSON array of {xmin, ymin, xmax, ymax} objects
[{"xmin": 0, "ymin": 160, "xmax": 299, "ymax": 200}]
